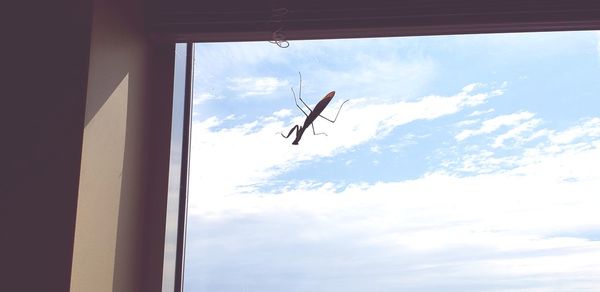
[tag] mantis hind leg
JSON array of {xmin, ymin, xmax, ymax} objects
[
  {"xmin": 311, "ymin": 124, "xmax": 327, "ymax": 136},
  {"xmin": 319, "ymin": 99, "xmax": 350, "ymax": 123},
  {"xmin": 281, "ymin": 125, "xmax": 301, "ymax": 139}
]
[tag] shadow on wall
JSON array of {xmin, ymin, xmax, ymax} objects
[{"xmin": 71, "ymin": 0, "xmax": 175, "ymax": 291}]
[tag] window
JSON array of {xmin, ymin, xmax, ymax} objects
[{"xmin": 180, "ymin": 31, "xmax": 600, "ymax": 291}]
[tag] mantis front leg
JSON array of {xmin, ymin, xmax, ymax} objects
[{"xmin": 281, "ymin": 125, "xmax": 301, "ymax": 139}]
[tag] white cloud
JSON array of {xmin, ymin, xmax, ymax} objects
[
  {"xmin": 300, "ymin": 52, "xmax": 437, "ymax": 102},
  {"xmin": 446, "ymin": 31, "xmax": 596, "ymax": 62},
  {"xmin": 186, "ymin": 87, "xmax": 600, "ymax": 291},
  {"xmin": 193, "ymin": 92, "xmax": 220, "ymax": 105},
  {"xmin": 192, "ymin": 38, "xmax": 440, "ymax": 120},
  {"xmin": 183, "ymin": 31, "xmax": 600, "ymax": 292},
  {"xmin": 185, "ymin": 131, "xmax": 600, "ymax": 290},
  {"xmin": 456, "ymin": 111, "xmax": 535, "ymax": 141},
  {"xmin": 188, "ymin": 112, "xmax": 600, "ymax": 233},
  {"xmin": 272, "ymin": 108, "xmax": 292, "ymax": 118},
  {"xmin": 370, "ymin": 145, "xmax": 381, "ymax": 154},
  {"xmin": 388, "ymin": 133, "xmax": 428, "ymax": 154},
  {"xmin": 492, "ymin": 118, "xmax": 542, "ymax": 148},
  {"xmin": 454, "ymin": 119, "xmax": 479, "ymax": 127},
  {"xmin": 194, "ymin": 42, "xmax": 290, "ymax": 73},
  {"xmin": 462, "ymin": 82, "xmax": 484, "ymax": 93},
  {"xmin": 188, "ymin": 83, "xmax": 502, "ymax": 211},
  {"xmin": 549, "ymin": 117, "xmax": 600, "ymax": 145},
  {"xmin": 468, "ymin": 108, "xmax": 495, "ymax": 117},
  {"xmin": 228, "ymin": 77, "xmax": 289, "ymax": 97},
  {"xmin": 445, "ymin": 116, "xmax": 600, "ymax": 177}
]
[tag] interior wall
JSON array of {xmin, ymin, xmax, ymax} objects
[
  {"xmin": 3, "ymin": 0, "xmax": 174, "ymax": 291},
  {"xmin": 3, "ymin": 0, "xmax": 93, "ymax": 291},
  {"xmin": 70, "ymin": 0, "xmax": 175, "ymax": 291}
]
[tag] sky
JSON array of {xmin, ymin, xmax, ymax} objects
[{"xmin": 183, "ymin": 31, "xmax": 600, "ymax": 291}]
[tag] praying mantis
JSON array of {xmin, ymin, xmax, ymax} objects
[{"xmin": 281, "ymin": 73, "xmax": 349, "ymax": 145}]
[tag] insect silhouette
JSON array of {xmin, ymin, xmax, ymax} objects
[{"xmin": 281, "ymin": 73, "xmax": 349, "ymax": 145}]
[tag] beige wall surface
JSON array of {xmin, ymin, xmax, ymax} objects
[{"xmin": 71, "ymin": 0, "xmax": 175, "ymax": 291}]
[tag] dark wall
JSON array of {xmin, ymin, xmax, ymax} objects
[
  {"xmin": 4, "ymin": 0, "xmax": 93, "ymax": 291},
  {"xmin": 4, "ymin": 1, "xmax": 175, "ymax": 291}
]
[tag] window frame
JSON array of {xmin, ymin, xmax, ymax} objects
[
  {"xmin": 162, "ymin": 2, "xmax": 600, "ymax": 291},
  {"xmin": 164, "ymin": 43, "xmax": 194, "ymax": 292}
]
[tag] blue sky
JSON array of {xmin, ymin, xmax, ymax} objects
[{"xmin": 184, "ymin": 31, "xmax": 600, "ymax": 291}]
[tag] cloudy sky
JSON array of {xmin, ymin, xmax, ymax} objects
[{"xmin": 183, "ymin": 31, "xmax": 600, "ymax": 291}]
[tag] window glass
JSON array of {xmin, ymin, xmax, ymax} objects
[
  {"xmin": 164, "ymin": 43, "xmax": 189, "ymax": 292},
  {"xmin": 185, "ymin": 31, "xmax": 600, "ymax": 291}
]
